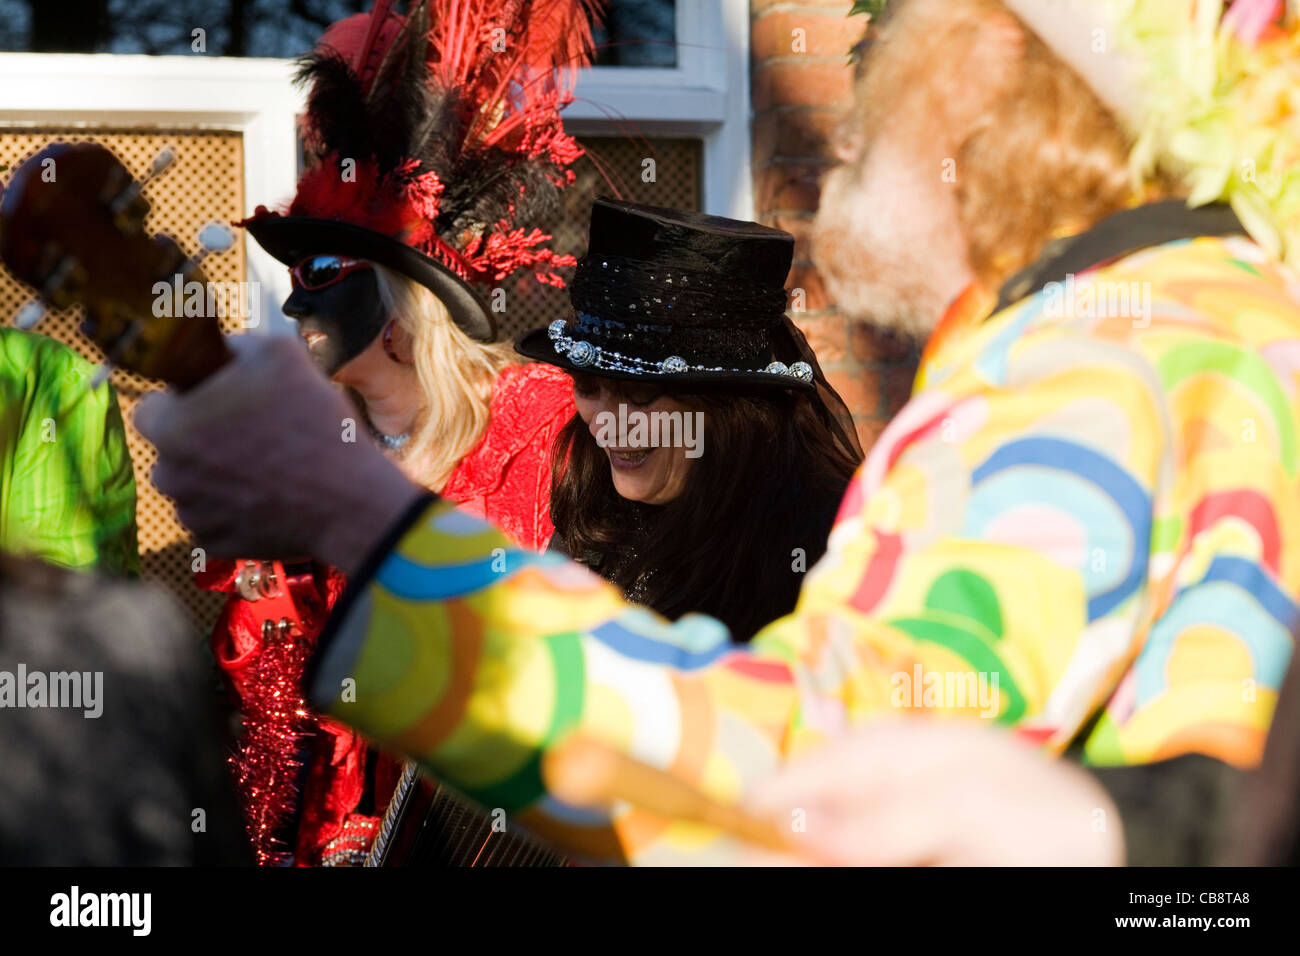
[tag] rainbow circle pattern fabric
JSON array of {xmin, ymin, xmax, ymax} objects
[{"xmin": 311, "ymin": 235, "xmax": 1300, "ymax": 864}]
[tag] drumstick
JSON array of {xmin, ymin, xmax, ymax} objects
[{"xmin": 542, "ymin": 734, "xmax": 796, "ymax": 856}]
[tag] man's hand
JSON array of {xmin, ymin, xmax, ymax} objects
[
  {"xmin": 134, "ymin": 335, "xmax": 424, "ymax": 574},
  {"xmin": 743, "ymin": 720, "xmax": 1125, "ymax": 866}
]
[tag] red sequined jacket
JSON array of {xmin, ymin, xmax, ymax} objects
[{"xmin": 197, "ymin": 363, "xmax": 575, "ymax": 865}]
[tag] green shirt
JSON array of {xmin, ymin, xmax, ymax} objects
[{"xmin": 0, "ymin": 328, "xmax": 138, "ymax": 574}]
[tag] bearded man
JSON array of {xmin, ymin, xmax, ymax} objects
[
  {"xmin": 138, "ymin": 0, "xmax": 1300, "ymax": 865},
  {"xmin": 792, "ymin": 0, "xmax": 1300, "ymax": 864}
]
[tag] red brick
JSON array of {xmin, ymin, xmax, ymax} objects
[
  {"xmin": 786, "ymin": 265, "xmax": 833, "ymax": 314},
  {"xmin": 849, "ymin": 320, "xmax": 918, "ymax": 363},
  {"xmin": 752, "ymin": 0, "xmax": 861, "ymax": 17},
  {"xmin": 823, "ymin": 365, "xmax": 874, "ymax": 418},
  {"xmin": 752, "ymin": 109, "xmax": 846, "ymax": 165},
  {"xmin": 757, "ymin": 16, "xmax": 866, "ymax": 65},
  {"xmin": 768, "ymin": 210, "xmax": 815, "ymax": 235},
  {"xmin": 752, "ymin": 60, "xmax": 855, "ymax": 112},
  {"xmin": 753, "ymin": 9, "xmax": 868, "ymax": 61},
  {"xmin": 791, "ymin": 231, "xmax": 820, "ymax": 268},
  {"xmin": 791, "ymin": 312, "xmax": 848, "ymax": 364}
]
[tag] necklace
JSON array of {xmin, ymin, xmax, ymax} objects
[{"xmin": 368, "ymin": 422, "xmax": 411, "ymax": 452}]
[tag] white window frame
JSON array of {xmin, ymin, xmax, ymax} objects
[
  {"xmin": 0, "ymin": 0, "xmax": 752, "ymax": 335},
  {"xmin": 566, "ymin": 0, "xmax": 752, "ymax": 220}
]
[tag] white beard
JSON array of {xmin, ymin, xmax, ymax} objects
[{"xmin": 812, "ymin": 151, "xmax": 974, "ymax": 342}]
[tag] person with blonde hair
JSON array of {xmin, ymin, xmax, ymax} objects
[{"xmin": 194, "ymin": 0, "xmax": 596, "ymax": 866}]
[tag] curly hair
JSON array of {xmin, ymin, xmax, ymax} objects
[{"xmin": 845, "ymin": 0, "xmax": 1176, "ymax": 295}]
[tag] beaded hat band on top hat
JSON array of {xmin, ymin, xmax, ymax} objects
[{"xmin": 546, "ymin": 317, "xmax": 814, "ymax": 383}]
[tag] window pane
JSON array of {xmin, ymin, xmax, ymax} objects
[
  {"xmin": 0, "ymin": 0, "xmax": 366, "ymax": 56},
  {"xmin": 591, "ymin": 0, "xmax": 677, "ymax": 68},
  {"xmin": 0, "ymin": 0, "xmax": 678, "ymax": 62}
]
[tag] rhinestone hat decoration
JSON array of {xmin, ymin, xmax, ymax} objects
[{"xmin": 548, "ymin": 318, "xmax": 814, "ymax": 382}]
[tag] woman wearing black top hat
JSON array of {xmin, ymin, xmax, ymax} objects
[{"xmin": 517, "ymin": 198, "xmax": 864, "ymax": 643}]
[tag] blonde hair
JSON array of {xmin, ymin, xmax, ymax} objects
[{"xmin": 373, "ymin": 265, "xmax": 515, "ymax": 491}]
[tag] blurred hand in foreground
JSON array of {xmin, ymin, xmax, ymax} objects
[
  {"xmin": 135, "ymin": 335, "xmax": 423, "ymax": 573},
  {"xmin": 743, "ymin": 720, "xmax": 1125, "ymax": 866}
]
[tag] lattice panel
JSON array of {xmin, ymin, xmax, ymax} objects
[
  {"xmin": 495, "ymin": 135, "xmax": 701, "ymax": 341},
  {"xmin": 0, "ymin": 128, "xmax": 246, "ymax": 635}
]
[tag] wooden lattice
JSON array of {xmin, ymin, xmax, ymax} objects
[{"xmin": 0, "ymin": 128, "xmax": 246, "ymax": 635}]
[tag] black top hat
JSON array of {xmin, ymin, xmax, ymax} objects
[{"xmin": 516, "ymin": 198, "xmax": 817, "ymax": 390}]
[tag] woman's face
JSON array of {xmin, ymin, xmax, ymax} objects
[
  {"xmin": 282, "ymin": 261, "xmax": 388, "ymax": 378},
  {"xmin": 571, "ymin": 372, "xmax": 696, "ymax": 506}
]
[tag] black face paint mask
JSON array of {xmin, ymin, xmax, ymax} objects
[{"xmin": 282, "ymin": 267, "xmax": 388, "ymax": 376}]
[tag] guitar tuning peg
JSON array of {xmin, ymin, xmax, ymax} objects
[
  {"xmin": 14, "ymin": 300, "xmax": 46, "ymax": 330},
  {"xmin": 41, "ymin": 254, "xmax": 84, "ymax": 307},
  {"xmin": 87, "ymin": 363, "xmax": 111, "ymax": 391},
  {"xmin": 142, "ymin": 148, "xmax": 176, "ymax": 187},
  {"xmin": 197, "ymin": 221, "xmax": 235, "ymax": 255}
]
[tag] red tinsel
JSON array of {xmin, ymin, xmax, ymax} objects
[
  {"xmin": 400, "ymin": 161, "xmax": 445, "ymax": 221},
  {"xmin": 200, "ymin": 562, "xmax": 359, "ymax": 867},
  {"xmin": 213, "ymin": 565, "xmax": 344, "ymax": 867},
  {"xmin": 233, "ymin": 622, "xmax": 315, "ymax": 867},
  {"xmin": 200, "ymin": 362, "xmax": 577, "ymax": 866}
]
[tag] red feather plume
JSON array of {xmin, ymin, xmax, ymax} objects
[{"xmin": 247, "ymin": 0, "xmax": 601, "ymax": 287}]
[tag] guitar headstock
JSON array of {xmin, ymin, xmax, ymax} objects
[{"xmin": 0, "ymin": 142, "xmax": 230, "ymax": 390}]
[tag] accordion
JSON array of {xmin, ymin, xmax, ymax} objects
[{"xmin": 366, "ymin": 762, "xmax": 567, "ymax": 867}]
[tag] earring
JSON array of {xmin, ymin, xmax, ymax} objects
[{"xmin": 382, "ymin": 321, "xmax": 402, "ymax": 363}]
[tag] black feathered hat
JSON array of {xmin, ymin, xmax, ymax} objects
[{"xmin": 242, "ymin": 0, "xmax": 599, "ymax": 342}]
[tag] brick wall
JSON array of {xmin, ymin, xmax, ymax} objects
[{"xmin": 751, "ymin": 0, "xmax": 919, "ymax": 451}]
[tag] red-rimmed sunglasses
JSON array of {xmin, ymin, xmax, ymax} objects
[{"xmin": 290, "ymin": 254, "xmax": 373, "ymax": 290}]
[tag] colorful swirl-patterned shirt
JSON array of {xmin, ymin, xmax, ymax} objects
[{"xmin": 310, "ymin": 235, "xmax": 1300, "ymax": 863}]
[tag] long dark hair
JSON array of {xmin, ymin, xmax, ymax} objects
[{"xmin": 549, "ymin": 387, "xmax": 862, "ymax": 642}]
